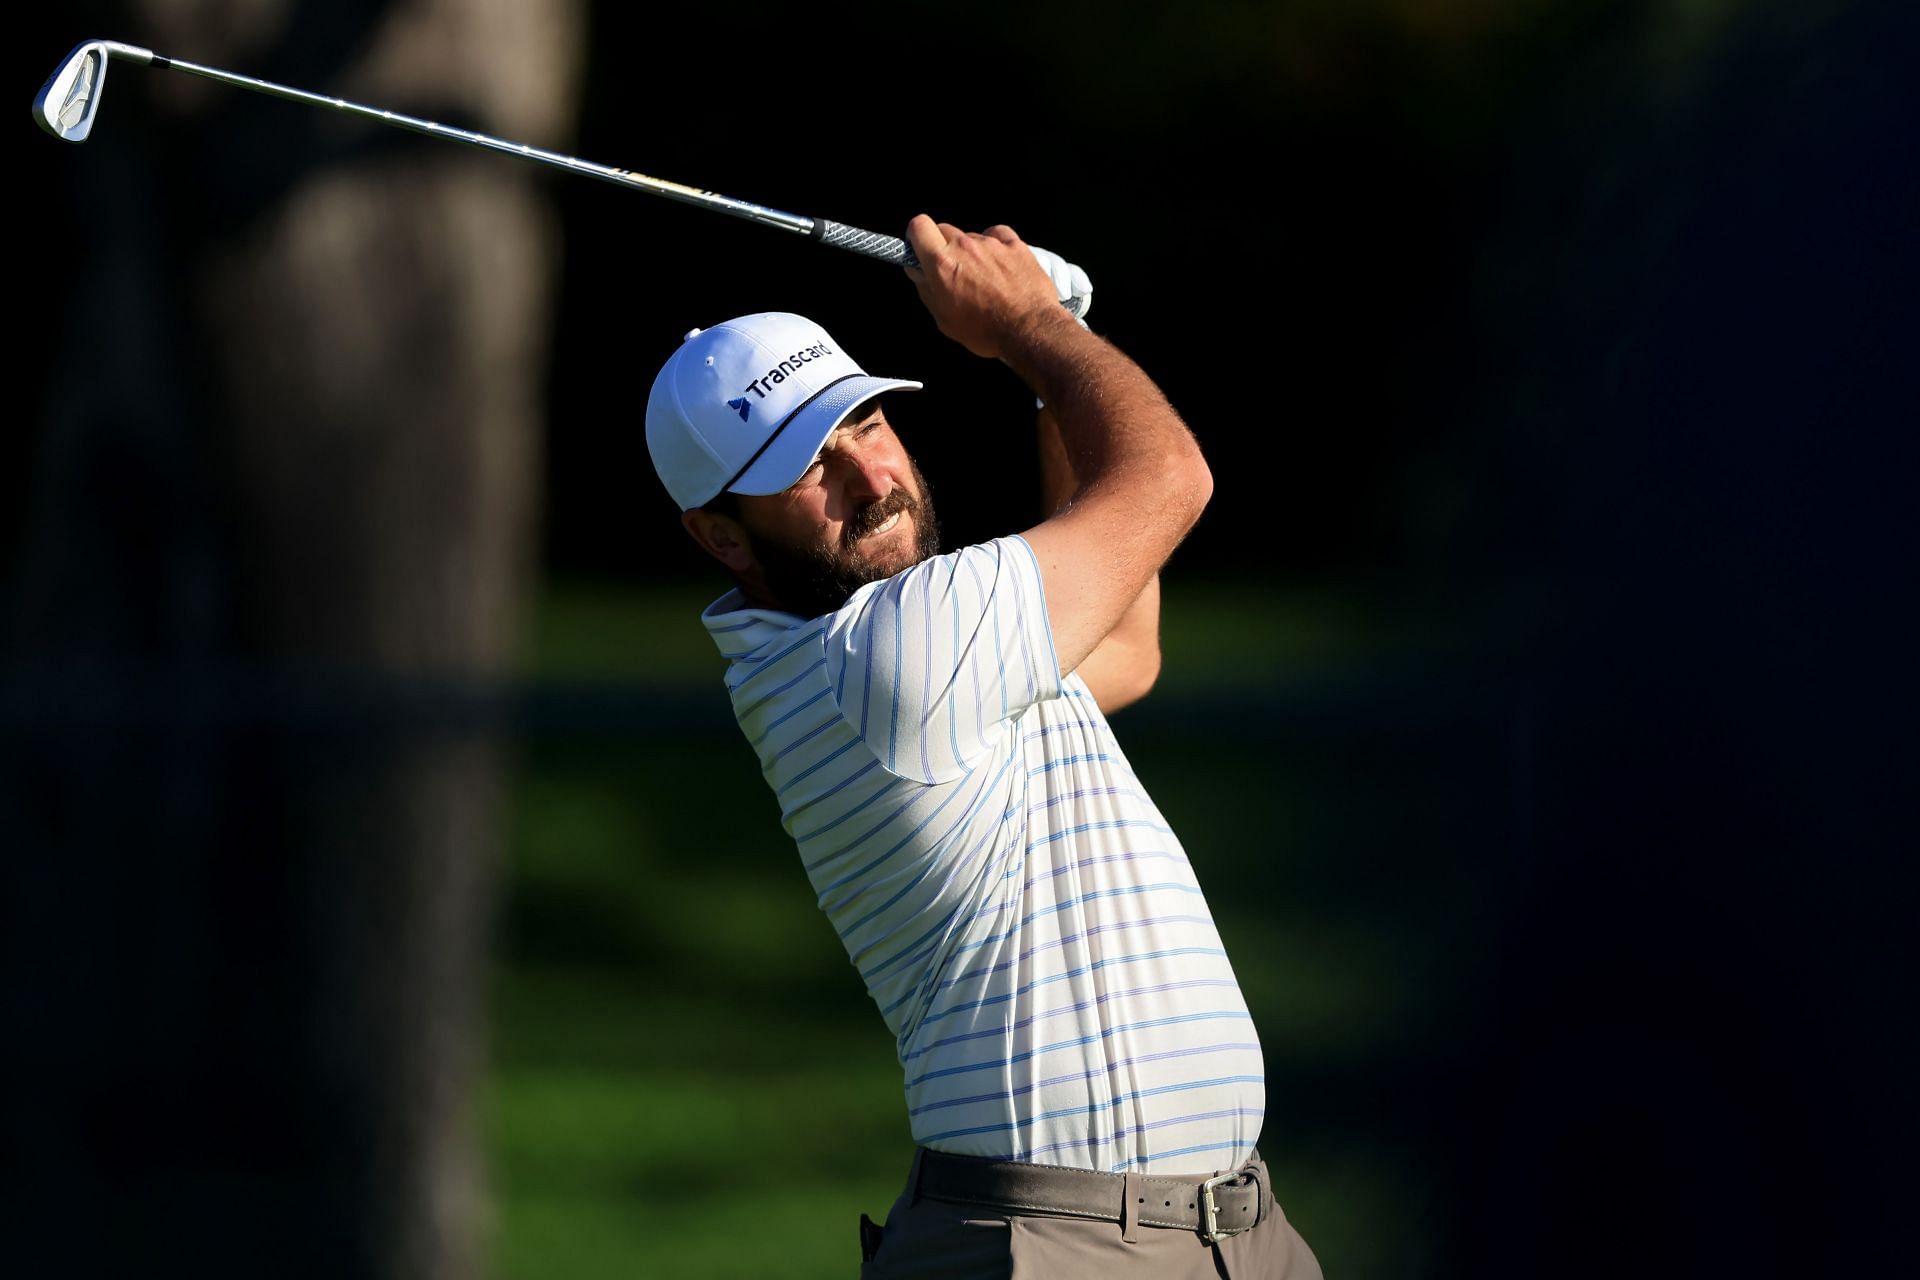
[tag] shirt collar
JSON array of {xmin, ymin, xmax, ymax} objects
[{"xmin": 700, "ymin": 588, "xmax": 810, "ymax": 659}]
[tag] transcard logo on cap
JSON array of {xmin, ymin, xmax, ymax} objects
[
  {"xmin": 726, "ymin": 396, "xmax": 751, "ymax": 421},
  {"xmin": 740, "ymin": 342, "xmax": 835, "ymax": 403}
]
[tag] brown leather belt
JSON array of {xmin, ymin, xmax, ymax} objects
[{"xmin": 912, "ymin": 1147, "xmax": 1268, "ymax": 1245}]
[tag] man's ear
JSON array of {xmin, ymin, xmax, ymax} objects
[{"xmin": 682, "ymin": 507, "xmax": 755, "ymax": 573}]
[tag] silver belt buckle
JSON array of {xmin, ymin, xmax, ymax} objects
[{"xmin": 1199, "ymin": 1168, "xmax": 1255, "ymax": 1245}]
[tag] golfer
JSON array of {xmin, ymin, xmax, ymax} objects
[{"xmin": 645, "ymin": 215, "xmax": 1322, "ymax": 1277}]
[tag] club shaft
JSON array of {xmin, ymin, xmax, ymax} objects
[{"xmin": 109, "ymin": 44, "xmax": 914, "ymax": 265}]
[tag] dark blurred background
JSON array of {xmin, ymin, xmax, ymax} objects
[{"xmin": 5, "ymin": 1, "xmax": 1914, "ymax": 1277}]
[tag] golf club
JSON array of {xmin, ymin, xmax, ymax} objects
[{"xmin": 32, "ymin": 38, "xmax": 919, "ymax": 268}]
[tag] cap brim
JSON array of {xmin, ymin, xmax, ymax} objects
[{"xmin": 727, "ymin": 375, "xmax": 923, "ymax": 498}]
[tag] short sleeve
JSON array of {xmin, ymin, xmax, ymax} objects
[{"xmin": 824, "ymin": 535, "xmax": 1063, "ymax": 784}]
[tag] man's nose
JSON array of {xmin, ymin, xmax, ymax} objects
[{"xmin": 845, "ymin": 452, "xmax": 893, "ymax": 503}]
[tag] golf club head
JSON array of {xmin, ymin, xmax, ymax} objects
[
  {"xmin": 34, "ymin": 41, "xmax": 152, "ymax": 143},
  {"xmin": 34, "ymin": 42, "xmax": 112, "ymax": 142}
]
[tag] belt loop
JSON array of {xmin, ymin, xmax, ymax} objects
[
  {"xmin": 1120, "ymin": 1172, "xmax": 1141, "ymax": 1244},
  {"xmin": 908, "ymin": 1147, "xmax": 929, "ymax": 1205}
]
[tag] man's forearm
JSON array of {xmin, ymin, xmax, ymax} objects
[{"xmin": 1004, "ymin": 311, "xmax": 1207, "ymax": 521}]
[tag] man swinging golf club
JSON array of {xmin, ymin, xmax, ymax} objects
[{"xmin": 647, "ymin": 215, "xmax": 1323, "ymax": 1278}]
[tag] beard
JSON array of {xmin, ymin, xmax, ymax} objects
[{"xmin": 743, "ymin": 461, "xmax": 943, "ymax": 619}]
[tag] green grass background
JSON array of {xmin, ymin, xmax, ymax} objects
[{"xmin": 487, "ymin": 579, "xmax": 1527, "ymax": 1277}]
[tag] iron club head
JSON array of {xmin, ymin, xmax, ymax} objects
[{"xmin": 34, "ymin": 40, "xmax": 152, "ymax": 143}]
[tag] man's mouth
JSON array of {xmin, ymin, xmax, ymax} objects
[{"xmin": 844, "ymin": 492, "xmax": 915, "ymax": 549}]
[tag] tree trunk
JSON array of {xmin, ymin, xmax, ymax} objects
[{"xmin": 7, "ymin": 3, "xmax": 583, "ymax": 1277}]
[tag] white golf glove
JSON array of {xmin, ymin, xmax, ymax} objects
[{"xmin": 1028, "ymin": 244, "xmax": 1092, "ymax": 325}]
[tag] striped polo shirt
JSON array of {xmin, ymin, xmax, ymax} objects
[{"xmin": 702, "ymin": 534, "xmax": 1263, "ymax": 1174}]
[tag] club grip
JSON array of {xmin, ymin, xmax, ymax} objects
[
  {"xmin": 811, "ymin": 220, "xmax": 1085, "ymax": 319},
  {"xmin": 812, "ymin": 220, "xmax": 918, "ymax": 269}
]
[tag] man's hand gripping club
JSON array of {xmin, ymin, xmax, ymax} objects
[{"xmin": 900, "ymin": 217, "xmax": 1090, "ymax": 361}]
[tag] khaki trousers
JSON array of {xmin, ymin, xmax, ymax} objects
[{"xmin": 858, "ymin": 1151, "xmax": 1325, "ymax": 1279}]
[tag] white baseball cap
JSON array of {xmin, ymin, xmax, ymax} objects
[{"xmin": 645, "ymin": 312, "xmax": 923, "ymax": 510}]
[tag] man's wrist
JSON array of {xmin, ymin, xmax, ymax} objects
[
  {"xmin": 1033, "ymin": 311, "xmax": 1092, "ymax": 409},
  {"xmin": 1000, "ymin": 304, "xmax": 1097, "ymax": 400}
]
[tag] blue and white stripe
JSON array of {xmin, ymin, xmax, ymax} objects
[{"xmin": 702, "ymin": 535, "xmax": 1262, "ymax": 1175}]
